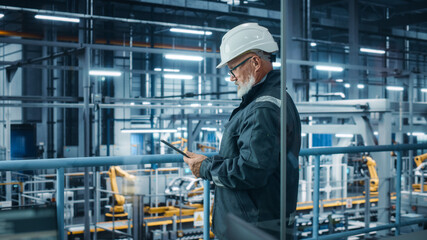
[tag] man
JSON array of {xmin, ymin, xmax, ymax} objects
[{"xmin": 184, "ymin": 23, "xmax": 301, "ymax": 239}]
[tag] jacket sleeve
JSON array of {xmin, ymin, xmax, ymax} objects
[{"xmin": 199, "ymin": 105, "xmax": 281, "ymax": 190}]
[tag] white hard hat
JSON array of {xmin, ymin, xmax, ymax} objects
[{"xmin": 216, "ymin": 23, "xmax": 278, "ymax": 69}]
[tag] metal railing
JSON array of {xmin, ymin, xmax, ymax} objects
[
  {"xmin": 299, "ymin": 143, "xmax": 427, "ymax": 240},
  {"xmin": 1, "ymin": 144, "xmax": 427, "ymax": 240}
]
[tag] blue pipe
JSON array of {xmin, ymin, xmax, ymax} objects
[
  {"xmin": 395, "ymin": 151, "xmax": 402, "ymax": 236},
  {"xmin": 0, "ymin": 153, "xmax": 214, "ymax": 171},
  {"xmin": 313, "ymin": 155, "xmax": 320, "ymax": 239},
  {"xmin": 203, "ymin": 180, "xmax": 210, "ymax": 240},
  {"xmin": 56, "ymin": 167, "xmax": 64, "ymax": 240},
  {"xmin": 299, "ymin": 143, "xmax": 427, "ymax": 156}
]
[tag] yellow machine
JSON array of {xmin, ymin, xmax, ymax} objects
[
  {"xmin": 363, "ymin": 156, "xmax": 379, "ymax": 193},
  {"xmin": 171, "ymin": 137, "xmax": 188, "ymax": 152},
  {"xmin": 412, "ymin": 153, "xmax": 427, "ymax": 192},
  {"xmin": 106, "ymin": 166, "xmax": 136, "ymax": 219}
]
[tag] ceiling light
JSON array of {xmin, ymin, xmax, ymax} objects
[
  {"xmin": 142, "ymin": 102, "xmax": 150, "ymax": 105},
  {"xmin": 163, "ymin": 74, "xmax": 193, "ymax": 80},
  {"xmin": 89, "ymin": 70, "xmax": 122, "ymax": 77},
  {"xmin": 335, "ymin": 134, "xmax": 354, "ymax": 138},
  {"xmin": 357, "ymin": 84, "xmax": 365, "ymax": 89},
  {"xmin": 191, "ymin": 103, "xmax": 201, "ymax": 107},
  {"xmin": 121, "ymin": 129, "xmax": 177, "ymax": 133},
  {"xmin": 336, "ymin": 79, "xmax": 343, "ymax": 82},
  {"xmin": 177, "ymin": 127, "xmax": 187, "ymax": 131},
  {"xmin": 407, "ymin": 132, "xmax": 426, "ymax": 136},
  {"xmin": 301, "ymin": 133, "xmax": 307, "ymax": 137},
  {"xmin": 170, "ymin": 28, "xmax": 212, "ymax": 36},
  {"xmin": 420, "ymin": 88, "xmax": 427, "ymax": 93},
  {"xmin": 35, "ymin": 14, "xmax": 80, "ymax": 23},
  {"xmin": 201, "ymin": 127, "xmax": 217, "ymax": 131},
  {"xmin": 0, "ymin": 14, "xmax": 4, "ymax": 19},
  {"xmin": 154, "ymin": 68, "xmax": 180, "ymax": 72},
  {"xmin": 374, "ymin": 131, "xmax": 378, "ymax": 136},
  {"xmin": 273, "ymin": 62, "xmax": 281, "ymax": 67},
  {"xmin": 344, "ymin": 83, "xmax": 351, "ymax": 88},
  {"xmin": 224, "ymin": 77, "xmax": 231, "ymax": 82},
  {"xmin": 165, "ymin": 54, "xmax": 203, "ymax": 61},
  {"xmin": 315, "ymin": 65, "xmax": 344, "ymax": 72},
  {"xmin": 164, "ymin": 68, "xmax": 180, "ymax": 72},
  {"xmin": 360, "ymin": 48, "xmax": 385, "ymax": 54},
  {"xmin": 310, "ymin": 42, "xmax": 317, "ymax": 47},
  {"xmin": 207, "ymin": 103, "xmax": 213, "ymax": 106},
  {"xmin": 386, "ymin": 86, "xmax": 404, "ymax": 91}
]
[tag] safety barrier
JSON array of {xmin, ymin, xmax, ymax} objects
[{"xmin": 1, "ymin": 143, "xmax": 427, "ymax": 239}]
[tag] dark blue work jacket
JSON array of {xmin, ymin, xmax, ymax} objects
[{"xmin": 200, "ymin": 70, "xmax": 301, "ymax": 239}]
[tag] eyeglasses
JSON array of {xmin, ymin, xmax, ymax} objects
[{"xmin": 228, "ymin": 56, "xmax": 253, "ymax": 78}]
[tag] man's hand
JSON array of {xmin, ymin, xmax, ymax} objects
[{"xmin": 183, "ymin": 151, "xmax": 207, "ymax": 178}]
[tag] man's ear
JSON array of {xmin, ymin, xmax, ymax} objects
[{"xmin": 252, "ymin": 56, "xmax": 262, "ymax": 72}]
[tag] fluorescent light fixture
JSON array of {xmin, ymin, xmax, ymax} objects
[
  {"xmin": 121, "ymin": 129, "xmax": 177, "ymax": 133},
  {"xmin": 170, "ymin": 28, "xmax": 212, "ymax": 36},
  {"xmin": 201, "ymin": 127, "xmax": 217, "ymax": 131},
  {"xmin": 191, "ymin": 103, "xmax": 202, "ymax": 107},
  {"xmin": 165, "ymin": 54, "xmax": 203, "ymax": 61},
  {"xmin": 164, "ymin": 68, "xmax": 180, "ymax": 72},
  {"xmin": 315, "ymin": 65, "xmax": 344, "ymax": 72},
  {"xmin": 374, "ymin": 131, "xmax": 379, "ymax": 136},
  {"xmin": 0, "ymin": 14, "xmax": 4, "ymax": 19},
  {"xmin": 344, "ymin": 83, "xmax": 351, "ymax": 88},
  {"xmin": 420, "ymin": 88, "xmax": 427, "ymax": 93},
  {"xmin": 412, "ymin": 132, "xmax": 426, "ymax": 136},
  {"xmin": 357, "ymin": 84, "xmax": 365, "ymax": 89},
  {"xmin": 207, "ymin": 103, "xmax": 213, "ymax": 106},
  {"xmin": 163, "ymin": 74, "xmax": 193, "ymax": 80},
  {"xmin": 407, "ymin": 132, "xmax": 426, "ymax": 136},
  {"xmin": 336, "ymin": 79, "xmax": 343, "ymax": 82},
  {"xmin": 310, "ymin": 42, "xmax": 317, "ymax": 47},
  {"xmin": 335, "ymin": 134, "xmax": 354, "ymax": 138},
  {"xmin": 142, "ymin": 102, "xmax": 150, "ymax": 105},
  {"xmin": 301, "ymin": 133, "xmax": 307, "ymax": 137},
  {"xmin": 177, "ymin": 127, "xmax": 187, "ymax": 131},
  {"xmin": 89, "ymin": 70, "xmax": 122, "ymax": 77},
  {"xmin": 35, "ymin": 14, "xmax": 80, "ymax": 23},
  {"xmin": 386, "ymin": 86, "xmax": 404, "ymax": 91},
  {"xmin": 154, "ymin": 68, "xmax": 180, "ymax": 72},
  {"xmin": 360, "ymin": 48, "xmax": 385, "ymax": 54},
  {"xmin": 130, "ymin": 102, "xmax": 135, "ymax": 106},
  {"xmin": 273, "ymin": 62, "xmax": 281, "ymax": 67}
]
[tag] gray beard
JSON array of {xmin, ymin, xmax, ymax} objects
[{"xmin": 237, "ymin": 74, "xmax": 255, "ymax": 98}]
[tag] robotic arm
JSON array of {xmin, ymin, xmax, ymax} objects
[{"xmin": 106, "ymin": 166, "xmax": 136, "ymax": 219}]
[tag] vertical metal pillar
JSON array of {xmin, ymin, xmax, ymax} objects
[
  {"xmin": 348, "ymin": 0, "xmax": 359, "ymax": 99},
  {"xmin": 281, "ymin": 0, "xmax": 288, "ymax": 239},
  {"xmin": 364, "ymin": 176, "xmax": 370, "ymax": 238},
  {"xmin": 376, "ymin": 111, "xmax": 392, "ymax": 236},
  {"xmin": 408, "ymin": 74, "xmax": 414, "ymax": 205},
  {"xmin": 312, "ymin": 155, "xmax": 320, "ymax": 239},
  {"xmin": 56, "ymin": 167, "xmax": 65, "ymax": 240},
  {"xmin": 83, "ymin": 47, "xmax": 91, "ymax": 240},
  {"xmin": 395, "ymin": 151, "xmax": 402, "ymax": 236},
  {"xmin": 203, "ymin": 180, "xmax": 210, "ymax": 240},
  {"xmin": 94, "ymin": 169, "xmax": 100, "ymax": 240}
]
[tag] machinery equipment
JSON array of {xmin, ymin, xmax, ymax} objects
[
  {"xmin": 106, "ymin": 166, "xmax": 136, "ymax": 219},
  {"xmin": 412, "ymin": 153, "xmax": 427, "ymax": 192},
  {"xmin": 363, "ymin": 156, "xmax": 379, "ymax": 193}
]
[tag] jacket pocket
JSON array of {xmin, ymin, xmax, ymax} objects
[{"xmin": 234, "ymin": 191, "xmax": 259, "ymax": 223}]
